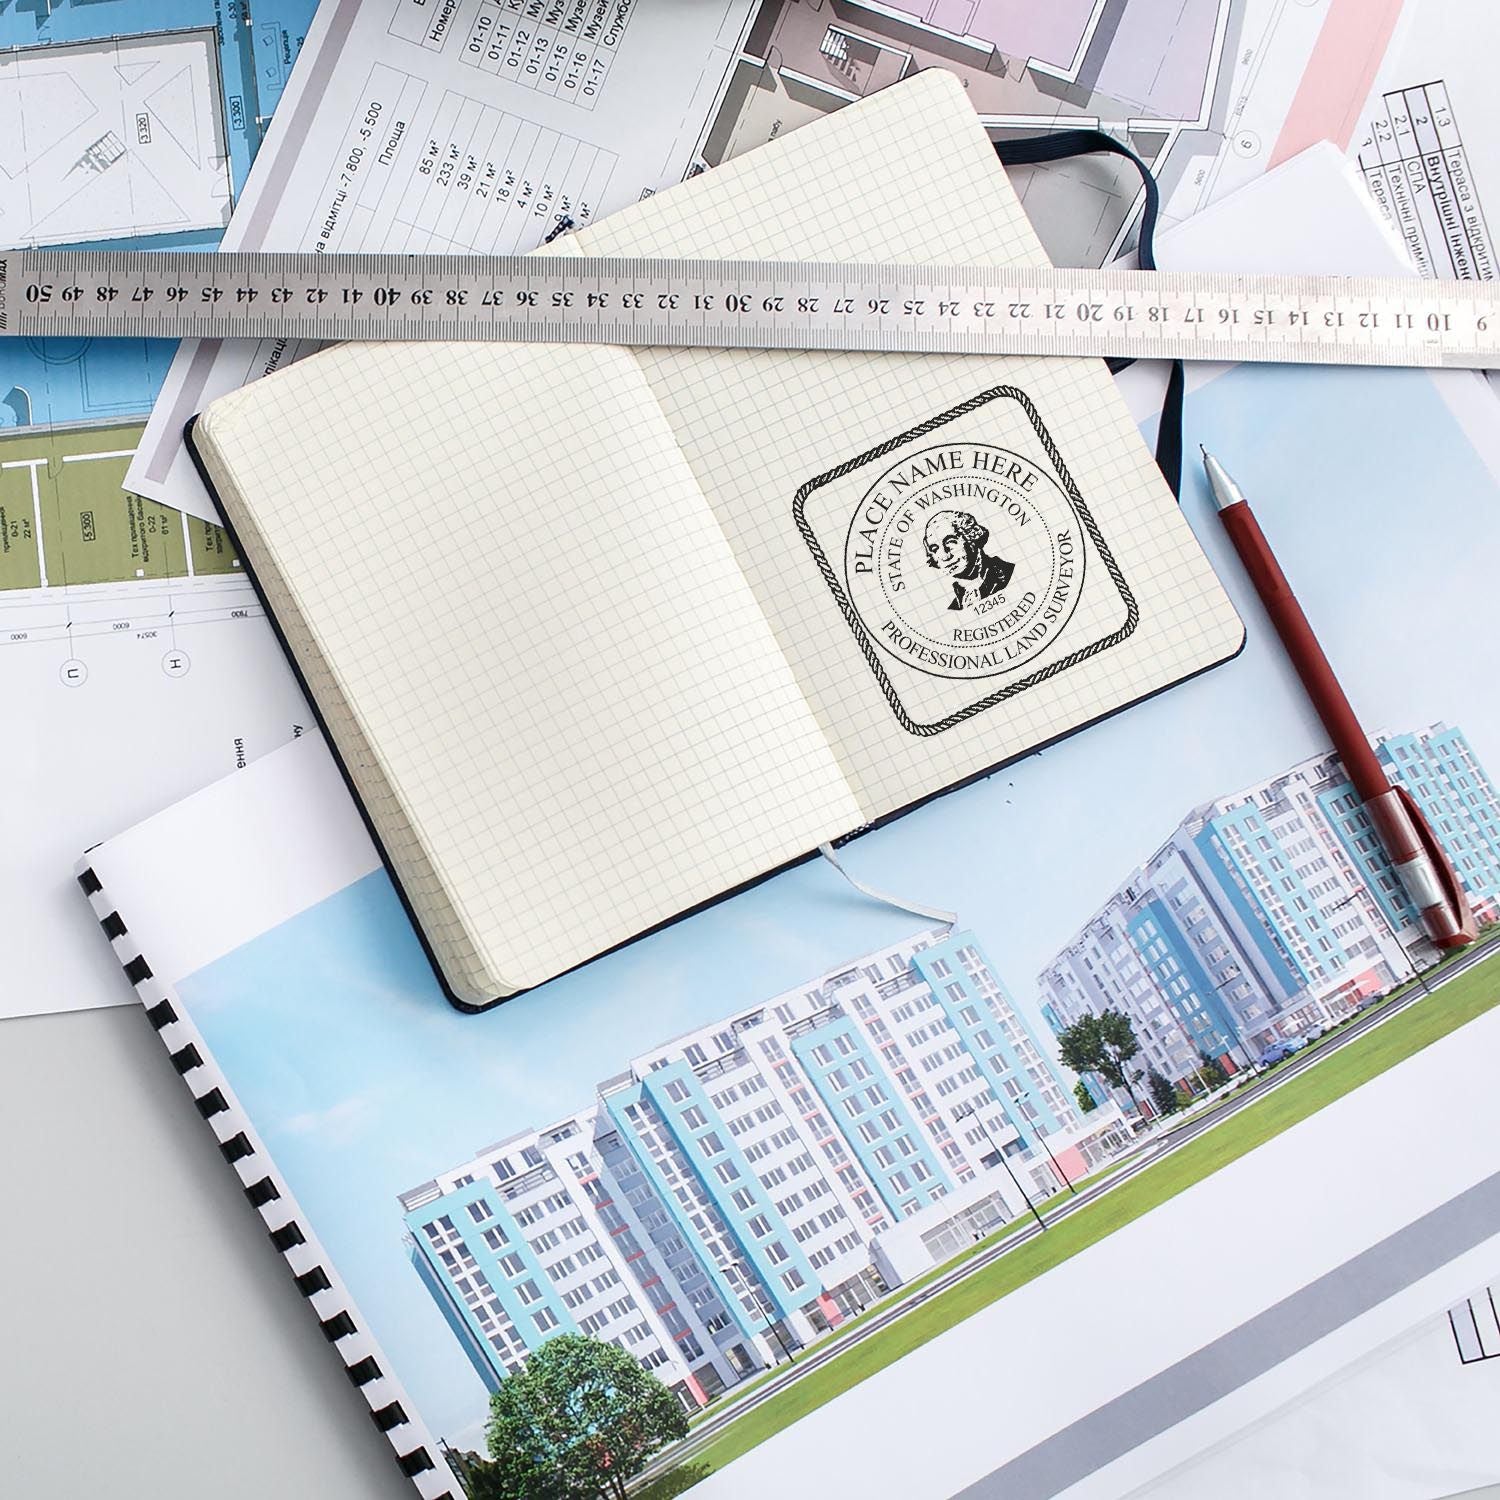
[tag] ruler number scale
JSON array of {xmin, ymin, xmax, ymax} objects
[{"xmin": 1, "ymin": 250, "xmax": 1497, "ymax": 369}]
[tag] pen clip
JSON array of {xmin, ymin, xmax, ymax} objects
[{"xmin": 1395, "ymin": 784, "xmax": 1478, "ymax": 946}]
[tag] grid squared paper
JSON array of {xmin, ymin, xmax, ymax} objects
[
  {"xmin": 193, "ymin": 340, "xmax": 861, "ymax": 1002},
  {"xmin": 572, "ymin": 68, "xmax": 1243, "ymax": 814},
  {"xmin": 192, "ymin": 70, "xmax": 1240, "ymax": 1000}
]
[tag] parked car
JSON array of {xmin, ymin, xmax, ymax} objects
[
  {"xmin": 1301, "ymin": 1023, "xmax": 1326, "ymax": 1042},
  {"xmin": 1283, "ymin": 1034, "xmax": 1310, "ymax": 1052},
  {"xmin": 1256, "ymin": 1041, "xmax": 1297, "ymax": 1069}
]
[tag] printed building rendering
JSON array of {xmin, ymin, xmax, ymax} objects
[
  {"xmin": 1039, "ymin": 723, "xmax": 1500, "ymax": 1100},
  {"xmin": 397, "ymin": 724, "xmax": 1500, "ymax": 1414},
  {"xmin": 398, "ymin": 928, "xmax": 1105, "ymax": 1411}
]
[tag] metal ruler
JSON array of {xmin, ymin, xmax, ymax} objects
[{"xmin": 3, "ymin": 249, "xmax": 1499, "ymax": 368}]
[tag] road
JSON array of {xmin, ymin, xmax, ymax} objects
[{"xmin": 633, "ymin": 940, "xmax": 1500, "ymax": 1488}]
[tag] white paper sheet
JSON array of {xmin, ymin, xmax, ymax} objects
[
  {"xmin": 1132, "ymin": 1283, "xmax": 1500, "ymax": 1500},
  {"xmin": 125, "ymin": 0, "xmax": 756, "ymax": 522}
]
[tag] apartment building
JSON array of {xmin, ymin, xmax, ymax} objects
[
  {"xmin": 401, "ymin": 927, "xmax": 1078, "ymax": 1406},
  {"xmin": 1039, "ymin": 723, "xmax": 1500, "ymax": 1105}
]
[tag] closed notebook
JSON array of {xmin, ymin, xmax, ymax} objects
[{"xmin": 186, "ymin": 71, "xmax": 1242, "ymax": 1008}]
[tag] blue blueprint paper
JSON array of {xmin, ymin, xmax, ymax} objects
[{"xmin": 0, "ymin": 0, "xmax": 317, "ymax": 431}]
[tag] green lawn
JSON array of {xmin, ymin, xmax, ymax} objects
[{"xmin": 642, "ymin": 947, "xmax": 1500, "ymax": 1495}]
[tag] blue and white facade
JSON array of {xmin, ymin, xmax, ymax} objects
[
  {"xmin": 1320, "ymin": 725, "xmax": 1500, "ymax": 934},
  {"xmin": 1039, "ymin": 723, "xmax": 1500, "ymax": 1104},
  {"xmin": 401, "ymin": 928, "xmax": 1077, "ymax": 1407}
]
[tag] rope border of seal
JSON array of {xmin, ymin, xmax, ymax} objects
[{"xmin": 791, "ymin": 383, "xmax": 1139, "ymax": 737}]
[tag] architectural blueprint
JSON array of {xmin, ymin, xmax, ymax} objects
[
  {"xmin": 129, "ymin": 0, "xmax": 1419, "ymax": 521},
  {"xmin": 1, "ymin": 0, "xmax": 316, "ymax": 430},
  {"xmin": 0, "ymin": 0, "xmax": 311, "ymax": 251},
  {"xmin": 711, "ymin": 0, "xmax": 1500, "ymax": 291},
  {"xmin": 699, "ymin": 0, "xmax": 1400, "ymax": 267},
  {"xmin": 129, "ymin": 0, "xmax": 761, "ymax": 521},
  {"xmin": 0, "ymin": 0, "xmax": 318, "ymax": 1019}
]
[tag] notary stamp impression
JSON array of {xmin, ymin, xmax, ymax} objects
[{"xmin": 794, "ymin": 386, "xmax": 1138, "ymax": 736}]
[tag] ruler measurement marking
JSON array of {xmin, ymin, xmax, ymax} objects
[{"xmin": 1, "ymin": 250, "xmax": 1498, "ymax": 368}]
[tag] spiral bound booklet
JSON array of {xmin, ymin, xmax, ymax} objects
[
  {"xmin": 78, "ymin": 725, "xmax": 1500, "ymax": 1500},
  {"xmin": 184, "ymin": 70, "xmax": 1243, "ymax": 1010}
]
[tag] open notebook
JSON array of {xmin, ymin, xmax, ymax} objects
[{"xmin": 187, "ymin": 71, "xmax": 1242, "ymax": 1007}]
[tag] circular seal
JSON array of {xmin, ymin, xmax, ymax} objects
[{"xmin": 842, "ymin": 443, "xmax": 1084, "ymax": 681}]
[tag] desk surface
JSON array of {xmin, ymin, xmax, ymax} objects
[{"xmin": 1, "ymin": 1004, "xmax": 409, "ymax": 1499}]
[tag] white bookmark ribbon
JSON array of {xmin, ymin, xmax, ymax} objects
[{"xmin": 817, "ymin": 843, "xmax": 957, "ymax": 928}]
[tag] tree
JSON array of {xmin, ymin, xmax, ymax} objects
[
  {"xmin": 1056, "ymin": 1009, "xmax": 1143, "ymax": 1112},
  {"xmin": 1146, "ymin": 1067, "xmax": 1179, "ymax": 1118},
  {"xmin": 478, "ymin": 1334, "xmax": 688, "ymax": 1500},
  {"xmin": 1197, "ymin": 1051, "xmax": 1229, "ymax": 1088},
  {"xmin": 1072, "ymin": 1078, "xmax": 1097, "ymax": 1114},
  {"xmin": 455, "ymin": 1448, "xmax": 532, "ymax": 1500}
]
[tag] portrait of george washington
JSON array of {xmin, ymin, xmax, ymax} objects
[{"xmin": 922, "ymin": 508, "xmax": 1015, "ymax": 611}]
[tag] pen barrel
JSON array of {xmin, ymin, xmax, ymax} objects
[
  {"xmin": 1219, "ymin": 499, "xmax": 1473, "ymax": 950},
  {"xmin": 1218, "ymin": 502, "xmax": 1390, "ymax": 803}
]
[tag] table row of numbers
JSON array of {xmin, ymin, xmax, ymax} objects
[{"xmin": 459, "ymin": 0, "xmax": 636, "ymax": 110}]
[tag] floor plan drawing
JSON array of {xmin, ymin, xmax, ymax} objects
[
  {"xmin": 697, "ymin": 0, "xmax": 1389, "ymax": 266},
  {"xmin": 0, "ymin": 0, "xmax": 316, "ymax": 253},
  {"xmin": 1, "ymin": 0, "xmax": 318, "ymax": 435},
  {"xmin": 0, "ymin": 27, "xmax": 234, "ymax": 248}
]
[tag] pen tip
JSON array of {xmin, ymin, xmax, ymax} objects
[{"xmin": 1199, "ymin": 443, "xmax": 1208, "ymax": 459}]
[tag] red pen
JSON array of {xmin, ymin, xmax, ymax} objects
[{"xmin": 1202, "ymin": 446, "xmax": 1475, "ymax": 950}]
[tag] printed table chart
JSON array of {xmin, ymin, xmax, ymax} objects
[
  {"xmin": 303, "ymin": 61, "xmax": 618, "ymax": 254},
  {"xmin": 1358, "ymin": 80, "xmax": 1496, "ymax": 281},
  {"xmin": 456, "ymin": 0, "xmax": 637, "ymax": 110}
]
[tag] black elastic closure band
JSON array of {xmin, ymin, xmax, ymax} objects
[{"xmin": 994, "ymin": 127, "xmax": 1184, "ymax": 499}]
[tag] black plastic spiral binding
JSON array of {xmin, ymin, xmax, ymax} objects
[{"xmin": 76, "ymin": 869, "xmax": 449, "ymax": 1496}]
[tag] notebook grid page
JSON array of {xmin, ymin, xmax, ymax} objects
[
  {"xmin": 192, "ymin": 425, "xmax": 490, "ymax": 993},
  {"xmin": 195, "ymin": 339, "xmax": 860, "ymax": 1000},
  {"xmin": 575, "ymin": 72, "xmax": 1242, "ymax": 818}
]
